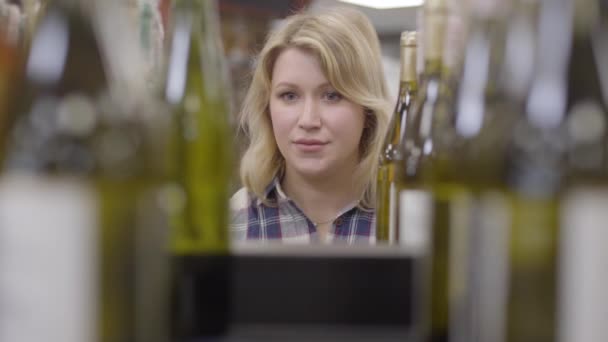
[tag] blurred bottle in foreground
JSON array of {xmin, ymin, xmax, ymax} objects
[
  {"xmin": 496, "ymin": 0, "xmax": 570, "ymax": 340},
  {"xmin": 165, "ymin": 0, "xmax": 234, "ymax": 339},
  {"xmin": 395, "ymin": 0, "xmax": 453, "ymax": 340},
  {"xmin": 376, "ymin": 30, "xmax": 418, "ymax": 244},
  {"xmin": 447, "ymin": 0, "xmax": 534, "ymax": 341},
  {"xmin": 0, "ymin": 0, "xmax": 172, "ymax": 341},
  {"xmin": 475, "ymin": 0, "xmax": 608, "ymax": 340},
  {"xmin": 559, "ymin": 0, "xmax": 608, "ymax": 341}
]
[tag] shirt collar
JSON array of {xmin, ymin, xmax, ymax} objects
[{"xmin": 260, "ymin": 176, "xmax": 373, "ymax": 214}]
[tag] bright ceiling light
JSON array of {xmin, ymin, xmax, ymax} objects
[{"xmin": 337, "ymin": 0, "xmax": 424, "ymax": 9}]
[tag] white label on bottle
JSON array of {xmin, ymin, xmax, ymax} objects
[
  {"xmin": 475, "ymin": 192, "xmax": 510, "ymax": 342},
  {"xmin": 135, "ymin": 186, "xmax": 170, "ymax": 342},
  {"xmin": 559, "ymin": 187, "xmax": 608, "ymax": 342},
  {"xmin": 448, "ymin": 191, "xmax": 473, "ymax": 342},
  {"xmin": 388, "ymin": 182, "xmax": 397, "ymax": 244},
  {"xmin": 398, "ymin": 189, "xmax": 432, "ymax": 254},
  {"xmin": 0, "ymin": 174, "xmax": 97, "ymax": 342}
]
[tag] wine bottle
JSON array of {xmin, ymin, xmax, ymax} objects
[
  {"xmin": 447, "ymin": 1, "xmax": 537, "ymax": 341},
  {"xmin": 396, "ymin": 0, "xmax": 449, "ymax": 251},
  {"xmin": 395, "ymin": 1, "xmax": 454, "ymax": 341},
  {"xmin": 416, "ymin": 0, "xmax": 487, "ymax": 339},
  {"xmin": 559, "ymin": 0, "xmax": 608, "ymax": 341},
  {"xmin": 376, "ymin": 30, "xmax": 418, "ymax": 243},
  {"xmin": 451, "ymin": 0, "xmax": 516, "ymax": 187},
  {"xmin": 165, "ymin": 0, "xmax": 234, "ymax": 338},
  {"xmin": 501, "ymin": 0, "xmax": 571, "ymax": 340},
  {"xmin": 403, "ymin": 1, "xmax": 517, "ymax": 341},
  {"xmin": 0, "ymin": 1, "xmax": 171, "ymax": 342}
]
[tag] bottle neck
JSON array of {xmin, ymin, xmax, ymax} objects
[
  {"xmin": 400, "ymin": 44, "xmax": 418, "ymax": 83},
  {"xmin": 442, "ymin": 9, "xmax": 467, "ymax": 81},
  {"xmin": 568, "ymin": 25, "xmax": 605, "ymax": 107},
  {"xmin": 174, "ymin": 0, "xmax": 205, "ymax": 11},
  {"xmin": 574, "ymin": 0, "xmax": 600, "ymax": 35},
  {"xmin": 172, "ymin": 0, "xmax": 217, "ymax": 34},
  {"xmin": 524, "ymin": 0, "xmax": 568, "ymax": 127},
  {"xmin": 423, "ymin": 10, "xmax": 448, "ymax": 77},
  {"xmin": 571, "ymin": 0, "xmax": 604, "ymax": 92},
  {"xmin": 167, "ymin": 0, "xmax": 229, "ymax": 104}
]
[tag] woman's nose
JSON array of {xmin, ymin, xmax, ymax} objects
[{"xmin": 297, "ymin": 98, "xmax": 321, "ymax": 129}]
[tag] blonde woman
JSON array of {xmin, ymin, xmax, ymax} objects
[{"xmin": 231, "ymin": 7, "xmax": 391, "ymax": 244}]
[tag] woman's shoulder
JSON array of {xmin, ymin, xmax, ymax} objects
[
  {"xmin": 229, "ymin": 185, "xmax": 276, "ymax": 228},
  {"xmin": 230, "ymin": 187, "xmax": 251, "ymax": 213},
  {"xmin": 230, "ymin": 187, "xmax": 252, "ymax": 240}
]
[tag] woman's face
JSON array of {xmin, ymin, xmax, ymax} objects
[{"xmin": 269, "ymin": 47, "xmax": 366, "ymax": 181}]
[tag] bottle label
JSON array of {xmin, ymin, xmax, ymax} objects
[
  {"xmin": 470, "ymin": 191, "xmax": 510, "ymax": 342},
  {"xmin": 559, "ymin": 187, "xmax": 608, "ymax": 342},
  {"xmin": 0, "ymin": 174, "xmax": 97, "ymax": 342},
  {"xmin": 398, "ymin": 189, "xmax": 432, "ymax": 254},
  {"xmin": 447, "ymin": 190, "xmax": 474, "ymax": 342}
]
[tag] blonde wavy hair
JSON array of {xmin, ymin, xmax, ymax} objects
[{"xmin": 239, "ymin": 6, "xmax": 391, "ymax": 209}]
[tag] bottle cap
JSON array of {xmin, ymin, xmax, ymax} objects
[
  {"xmin": 425, "ymin": 0, "xmax": 448, "ymax": 11},
  {"xmin": 400, "ymin": 31, "xmax": 418, "ymax": 46}
]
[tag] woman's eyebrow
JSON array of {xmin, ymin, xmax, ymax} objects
[
  {"xmin": 273, "ymin": 82, "xmax": 297, "ymax": 89},
  {"xmin": 272, "ymin": 82, "xmax": 332, "ymax": 89},
  {"xmin": 315, "ymin": 82, "xmax": 332, "ymax": 89}
]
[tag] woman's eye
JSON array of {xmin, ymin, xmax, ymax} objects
[
  {"xmin": 279, "ymin": 92, "xmax": 298, "ymax": 102},
  {"xmin": 323, "ymin": 91, "xmax": 343, "ymax": 102}
]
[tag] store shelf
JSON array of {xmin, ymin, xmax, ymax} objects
[{"xmin": 175, "ymin": 244, "xmax": 419, "ymax": 341}]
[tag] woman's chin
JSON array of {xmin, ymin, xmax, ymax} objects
[{"xmin": 290, "ymin": 161, "xmax": 333, "ymax": 180}]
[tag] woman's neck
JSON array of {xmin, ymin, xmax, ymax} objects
[{"xmin": 281, "ymin": 167, "xmax": 361, "ymax": 225}]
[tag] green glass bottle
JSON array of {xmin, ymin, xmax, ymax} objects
[
  {"xmin": 376, "ymin": 31, "xmax": 418, "ymax": 243},
  {"xmin": 165, "ymin": 0, "xmax": 234, "ymax": 338},
  {"xmin": 501, "ymin": 0, "xmax": 570, "ymax": 340},
  {"xmin": 395, "ymin": 1, "xmax": 454, "ymax": 341},
  {"xmin": 0, "ymin": 1, "xmax": 171, "ymax": 341},
  {"xmin": 396, "ymin": 0, "xmax": 450, "ymax": 246}
]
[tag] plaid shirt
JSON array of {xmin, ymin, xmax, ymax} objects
[{"xmin": 230, "ymin": 179, "xmax": 376, "ymax": 244}]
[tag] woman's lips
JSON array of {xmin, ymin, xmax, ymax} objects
[{"xmin": 293, "ymin": 139, "xmax": 327, "ymax": 152}]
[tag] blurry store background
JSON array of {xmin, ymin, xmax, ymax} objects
[
  {"xmin": 217, "ymin": 0, "xmax": 420, "ymax": 110},
  {"xmin": 0, "ymin": 0, "xmax": 419, "ymax": 113},
  {"xmin": 0, "ymin": 0, "xmax": 426, "ymax": 200}
]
